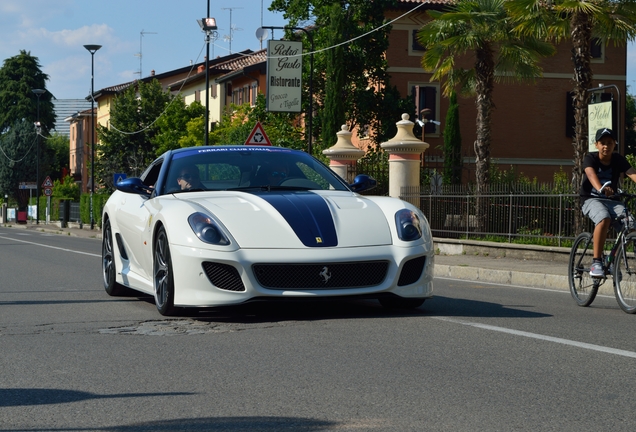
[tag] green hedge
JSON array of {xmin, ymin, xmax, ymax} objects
[
  {"xmin": 31, "ymin": 193, "xmax": 110, "ymax": 227},
  {"xmin": 80, "ymin": 193, "xmax": 110, "ymax": 227}
]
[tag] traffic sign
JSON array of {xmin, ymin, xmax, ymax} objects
[
  {"xmin": 245, "ymin": 122, "xmax": 272, "ymax": 146},
  {"xmin": 19, "ymin": 182, "xmax": 37, "ymax": 190},
  {"xmin": 44, "ymin": 188, "xmax": 53, "ymax": 197},
  {"xmin": 42, "ymin": 176, "xmax": 53, "ymax": 188}
]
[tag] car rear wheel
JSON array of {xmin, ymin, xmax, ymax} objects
[
  {"xmin": 378, "ymin": 297, "xmax": 425, "ymax": 309},
  {"xmin": 154, "ymin": 226, "xmax": 176, "ymax": 316},
  {"xmin": 102, "ymin": 218, "xmax": 127, "ymax": 296}
]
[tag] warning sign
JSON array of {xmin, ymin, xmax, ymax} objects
[
  {"xmin": 42, "ymin": 176, "xmax": 53, "ymax": 188},
  {"xmin": 245, "ymin": 122, "xmax": 272, "ymax": 146}
]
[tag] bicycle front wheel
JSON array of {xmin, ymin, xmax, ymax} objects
[
  {"xmin": 614, "ymin": 232, "xmax": 636, "ymax": 313},
  {"xmin": 569, "ymin": 232, "xmax": 599, "ymax": 307}
]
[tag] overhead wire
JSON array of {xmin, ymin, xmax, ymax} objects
[
  {"xmin": 0, "ymin": 129, "xmax": 38, "ymax": 164},
  {"xmin": 99, "ymin": 2, "xmax": 427, "ymax": 137}
]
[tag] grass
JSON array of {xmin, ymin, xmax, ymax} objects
[{"xmin": 462, "ymin": 234, "xmax": 575, "ymax": 249}]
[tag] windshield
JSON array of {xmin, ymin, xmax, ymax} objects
[{"xmin": 164, "ymin": 147, "xmax": 349, "ymax": 194}]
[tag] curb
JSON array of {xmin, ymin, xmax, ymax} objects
[
  {"xmin": 434, "ymin": 263, "xmax": 616, "ymax": 296},
  {"xmin": 1, "ymin": 223, "xmax": 102, "ymax": 240},
  {"xmin": 434, "ymin": 263, "xmax": 569, "ymax": 291}
]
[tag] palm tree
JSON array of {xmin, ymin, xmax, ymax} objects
[
  {"xmin": 418, "ymin": 0, "xmax": 555, "ymax": 230},
  {"xmin": 507, "ymin": 0, "xmax": 636, "ymax": 233}
]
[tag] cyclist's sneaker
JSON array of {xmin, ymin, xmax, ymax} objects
[{"xmin": 590, "ymin": 261, "xmax": 604, "ymax": 278}]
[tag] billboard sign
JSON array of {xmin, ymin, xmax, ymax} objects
[
  {"xmin": 588, "ymin": 101, "xmax": 613, "ymax": 152},
  {"xmin": 266, "ymin": 40, "xmax": 303, "ymax": 113}
]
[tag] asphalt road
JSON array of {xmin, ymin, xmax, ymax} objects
[{"xmin": 1, "ymin": 226, "xmax": 636, "ymax": 431}]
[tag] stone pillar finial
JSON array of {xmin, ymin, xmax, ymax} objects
[
  {"xmin": 380, "ymin": 113, "xmax": 430, "ymax": 200},
  {"xmin": 323, "ymin": 124, "xmax": 365, "ymax": 182}
]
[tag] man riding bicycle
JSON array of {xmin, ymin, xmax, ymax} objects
[{"xmin": 580, "ymin": 128, "xmax": 636, "ymax": 277}]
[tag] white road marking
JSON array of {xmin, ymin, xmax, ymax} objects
[
  {"xmin": 0, "ymin": 235, "xmax": 100, "ymax": 258},
  {"xmin": 434, "ymin": 316, "xmax": 636, "ymax": 359}
]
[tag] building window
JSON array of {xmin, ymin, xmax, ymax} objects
[
  {"xmin": 211, "ymin": 84, "xmax": 217, "ymax": 99},
  {"xmin": 251, "ymin": 83, "xmax": 258, "ymax": 106},
  {"xmin": 412, "ymin": 29, "xmax": 426, "ymax": 52},
  {"xmin": 232, "ymin": 87, "xmax": 243, "ymax": 105},
  {"xmin": 361, "ymin": 124, "xmax": 370, "ymax": 139},
  {"xmin": 411, "ymin": 84, "xmax": 439, "ymax": 135},
  {"xmin": 591, "ymin": 37, "xmax": 604, "ymax": 62}
]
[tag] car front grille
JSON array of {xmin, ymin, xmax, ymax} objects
[
  {"xmin": 252, "ymin": 261, "xmax": 389, "ymax": 290},
  {"xmin": 397, "ymin": 256, "xmax": 426, "ymax": 286},
  {"xmin": 202, "ymin": 262, "xmax": 245, "ymax": 292}
]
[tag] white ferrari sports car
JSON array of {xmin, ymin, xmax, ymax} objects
[{"xmin": 102, "ymin": 145, "xmax": 434, "ymax": 315}]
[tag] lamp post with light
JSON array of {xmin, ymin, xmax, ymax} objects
[
  {"xmin": 32, "ymin": 88, "xmax": 45, "ymax": 225},
  {"xmin": 197, "ymin": 15, "xmax": 218, "ymax": 147},
  {"xmin": 83, "ymin": 44, "xmax": 101, "ymax": 230}
]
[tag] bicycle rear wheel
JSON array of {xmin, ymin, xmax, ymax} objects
[
  {"xmin": 614, "ymin": 232, "xmax": 636, "ymax": 313},
  {"xmin": 569, "ymin": 232, "xmax": 600, "ymax": 307}
]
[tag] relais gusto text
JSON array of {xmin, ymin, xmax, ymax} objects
[{"xmin": 266, "ymin": 40, "xmax": 303, "ymax": 113}]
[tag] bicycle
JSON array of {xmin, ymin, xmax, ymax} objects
[{"xmin": 569, "ymin": 185, "xmax": 636, "ymax": 313}]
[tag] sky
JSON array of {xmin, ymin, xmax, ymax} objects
[
  {"xmin": 1, "ymin": 0, "xmax": 636, "ymax": 101},
  {"xmin": 0, "ymin": 0, "xmax": 288, "ymax": 100}
]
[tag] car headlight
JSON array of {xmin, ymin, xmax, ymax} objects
[
  {"xmin": 188, "ymin": 213, "xmax": 230, "ymax": 245},
  {"xmin": 395, "ymin": 209, "xmax": 422, "ymax": 241}
]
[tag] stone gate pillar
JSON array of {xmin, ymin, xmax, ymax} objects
[
  {"xmin": 380, "ymin": 113, "xmax": 429, "ymax": 199},
  {"xmin": 322, "ymin": 124, "xmax": 365, "ymax": 182}
]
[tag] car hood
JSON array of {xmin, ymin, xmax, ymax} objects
[{"xmin": 176, "ymin": 190, "xmax": 393, "ymax": 248}]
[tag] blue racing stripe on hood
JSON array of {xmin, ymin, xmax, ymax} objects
[{"xmin": 254, "ymin": 191, "xmax": 337, "ymax": 247}]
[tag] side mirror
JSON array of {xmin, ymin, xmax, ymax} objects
[
  {"xmin": 349, "ymin": 174, "xmax": 377, "ymax": 193},
  {"xmin": 115, "ymin": 177, "xmax": 152, "ymax": 197}
]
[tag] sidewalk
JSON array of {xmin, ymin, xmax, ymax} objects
[
  {"xmin": 4, "ymin": 221, "xmax": 102, "ymax": 240},
  {"xmin": 4, "ymin": 222, "xmax": 589, "ymax": 295},
  {"xmin": 432, "ymin": 238, "xmax": 582, "ymax": 293}
]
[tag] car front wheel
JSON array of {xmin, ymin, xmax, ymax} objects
[
  {"xmin": 153, "ymin": 226, "xmax": 176, "ymax": 316},
  {"xmin": 102, "ymin": 218, "xmax": 127, "ymax": 296}
]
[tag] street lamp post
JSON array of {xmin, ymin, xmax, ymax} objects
[
  {"xmin": 32, "ymin": 88, "xmax": 46, "ymax": 225},
  {"xmin": 84, "ymin": 44, "xmax": 101, "ymax": 230},
  {"xmin": 198, "ymin": 13, "xmax": 218, "ymax": 147}
]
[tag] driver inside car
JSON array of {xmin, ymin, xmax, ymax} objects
[{"xmin": 176, "ymin": 163, "xmax": 204, "ymax": 191}]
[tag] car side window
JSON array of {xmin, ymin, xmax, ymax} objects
[{"xmin": 141, "ymin": 159, "xmax": 162, "ymax": 188}]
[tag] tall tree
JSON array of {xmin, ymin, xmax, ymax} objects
[
  {"xmin": 152, "ymin": 97, "xmax": 205, "ymax": 154},
  {"xmin": 0, "ymin": 120, "xmax": 38, "ymax": 208},
  {"xmin": 418, "ymin": 0, "xmax": 555, "ymax": 229},
  {"xmin": 507, "ymin": 0, "xmax": 636, "ymax": 232},
  {"xmin": 0, "ymin": 50, "xmax": 55, "ymax": 135},
  {"xmin": 96, "ymin": 80, "xmax": 170, "ymax": 189},
  {"xmin": 443, "ymin": 91, "xmax": 462, "ymax": 185},
  {"xmin": 270, "ymin": 0, "xmax": 405, "ymax": 151},
  {"xmin": 321, "ymin": 2, "xmax": 347, "ymax": 148}
]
